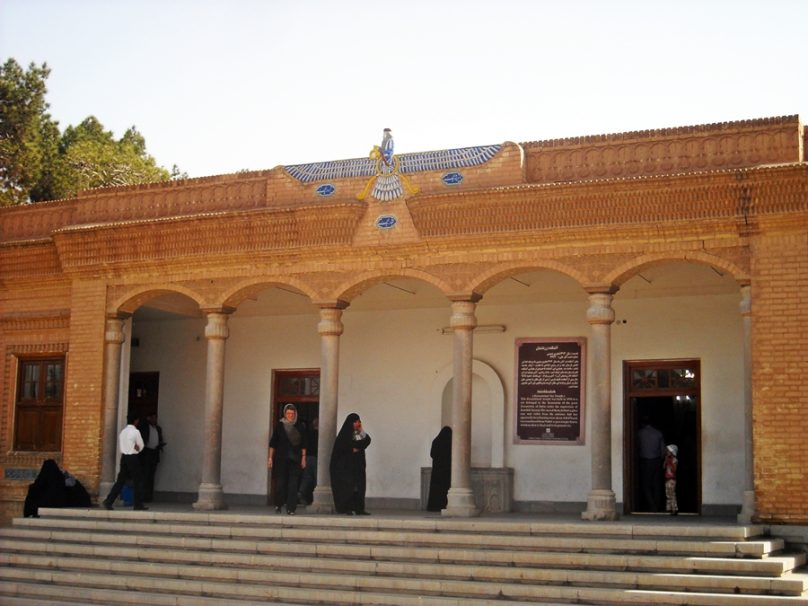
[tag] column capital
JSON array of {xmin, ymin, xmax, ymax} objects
[
  {"xmin": 204, "ymin": 311, "xmax": 231, "ymax": 340},
  {"xmin": 318, "ymin": 306, "xmax": 345, "ymax": 336},
  {"xmin": 104, "ymin": 317, "xmax": 126, "ymax": 345},
  {"xmin": 584, "ymin": 285, "xmax": 619, "ymax": 296},
  {"xmin": 739, "ymin": 285, "xmax": 751, "ymax": 317},
  {"xmin": 450, "ymin": 299, "xmax": 478, "ymax": 330},
  {"xmin": 313, "ymin": 299, "xmax": 350, "ymax": 310},
  {"xmin": 586, "ymin": 292, "xmax": 615, "ymax": 325},
  {"xmin": 448, "ymin": 292, "xmax": 483, "ymax": 304},
  {"xmin": 201, "ymin": 306, "xmax": 236, "ymax": 316}
]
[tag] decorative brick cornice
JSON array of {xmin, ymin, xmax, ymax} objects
[
  {"xmin": 0, "ymin": 311, "xmax": 70, "ymax": 332},
  {"xmin": 408, "ymin": 165, "xmax": 808, "ymax": 239},
  {"xmin": 521, "ymin": 115, "xmax": 799, "ymax": 149},
  {"xmin": 0, "ymin": 239, "xmax": 62, "ymax": 279},
  {"xmin": 51, "ymin": 203, "xmax": 366, "ymax": 272},
  {"xmin": 522, "ymin": 115, "xmax": 801, "ymax": 184}
]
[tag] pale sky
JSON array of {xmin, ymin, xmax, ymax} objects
[{"xmin": 2, "ymin": 0, "xmax": 806, "ymax": 178}]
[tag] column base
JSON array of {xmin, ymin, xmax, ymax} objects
[
  {"xmin": 308, "ymin": 486, "xmax": 334, "ymax": 514},
  {"xmin": 737, "ymin": 490, "xmax": 756, "ymax": 524},
  {"xmin": 581, "ymin": 489, "xmax": 618, "ymax": 521},
  {"xmin": 442, "ymin": 487, "xmax": 480, "ymax": 517},
  {"xmin": 192, "ymin": 483, "xmax": 227, "ymax": 510},
  {"xmin": 98, "ymin": 481, "xmax": 113, "ymax": 502}
]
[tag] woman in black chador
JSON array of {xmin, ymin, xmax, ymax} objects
[
  {"xmin": 23, "ymin": 459, "xmax": 91, "ymax": 517},
  {"xmin": 268, "ymin": 403, "xmax": 307, "ymax": 515},
  {"xmin": 330, "ymin": 412, "xmax": 371, "ymax": 515},
  {"xmin": 427, "ymin": 426, "xmax": 452, "ymax": 512}
]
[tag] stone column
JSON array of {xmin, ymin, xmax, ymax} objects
[
  {"xmin": 99, "ymin": 316, "xmax": 126, "ymax": 498},
  {"xmin": 582, "ymin": 291, "xmax": 619, "ymax": 521},
  {"xmin": 193, "ymin": 310, "xmax": 231, "ymax": 510},
  {"xmin": 443, "ymin": 297, "xmax": 481, "ymax": 517},
  {"xmin": 737, "ymin": 285, "xmax": 756, "ymax": 523},
  {"xmin": 310, "ymin": 303, "xmax": 347, "ymax": 513}
]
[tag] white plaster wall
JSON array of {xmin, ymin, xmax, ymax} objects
[
  {"xmin": 129, "ymin": 291, "xmax": 744, "ymax": 507},
  {"xmin": 128, "ymin": 316, "xmax": 207, "ymax": 494},
  {"xmin": 611, "ymin": 294, "xmax": 745, "ymax": 505}
]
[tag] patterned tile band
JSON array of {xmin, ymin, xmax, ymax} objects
[
  {"xmin": 285, "ymin": 144, "xmax": 501, "ymax": 184},
  {"xmin": 5, "ymin": 468, "xmax": 39, "ymax": 480}
]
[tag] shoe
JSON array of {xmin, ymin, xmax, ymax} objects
[
  {"xmin": 133, "ymin": 506, "xmax": 149, "ymax": 511},
  {"xmin": 102, "ymin": 501, "xmax": 113, "ymax": 511},
  {"xmin": 275, "ymin": 506, "xmax": 282, "ymax": 514},
  {"xmin": 356, "ymin": 510, "xmax": 371, "ymax": 515},
  {"xmin": 288, "ymin": 510, "xmax": 296, "ymax": 516}
]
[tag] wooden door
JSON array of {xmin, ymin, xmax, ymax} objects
[{"xmin": 623, "ymin": 360, "xmax": 701, "ymax": 514}]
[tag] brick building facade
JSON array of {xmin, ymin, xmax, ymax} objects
[{"xmin": 1, "ymin": 115, "xmax": 806, "ymax": 523}]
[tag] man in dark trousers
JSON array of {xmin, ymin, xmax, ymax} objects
[
  {"xmin": 102, "ymin": 413, "xmax": 148, "ymax": 511},
  {"xmin": 637, "ymin": 416, "xmax": 666, "ymax": 512},
  {"xmin": 139, "ymin": 413, "xmax": 165, "ymax": 502}
]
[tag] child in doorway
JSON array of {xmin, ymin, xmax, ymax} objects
[{"xmin": 664, "ymin": 444, "xmax": 678, "ymax": 516}]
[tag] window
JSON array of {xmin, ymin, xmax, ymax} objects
[{"xmin": 14, "ymin": 357, "xmax": 65, "ymax": 451}]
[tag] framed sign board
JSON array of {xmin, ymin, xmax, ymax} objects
[{"xmin": 514, "ymin": 338, "xmax": 586, "ymax": 445}]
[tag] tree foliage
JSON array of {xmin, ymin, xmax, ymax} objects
[{"xmin": 1, "ymin": 58, "xmax": 173, "ymax": 206}]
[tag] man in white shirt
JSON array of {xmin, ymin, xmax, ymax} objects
[{"xmin": 102, "ymin": 413, "xmax": 148, "ymax": 511}]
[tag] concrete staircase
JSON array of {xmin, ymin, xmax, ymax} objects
[{"xmin": 0, "ymin": 508, "xmax": 806, "ymax": 605}]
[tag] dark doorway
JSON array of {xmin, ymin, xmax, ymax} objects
[
  {"xmin": 268, "ymin": 369, "xmax": 320, "ymax": 505},
  {"xmin": 128, "ymin": 372, "xmax": 159, "ymax": 418},
  {"xmin": 624, "ymin": 360, "xmax": 700, "ymax": 514}
]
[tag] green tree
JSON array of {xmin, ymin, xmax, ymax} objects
[
  {"xmin": 0, "ymin": 59, "xmax": 59, "ymax": 205},
  {"xmin": 1, "ymin": 58, "xmax": 174, "ymax": 205},
  {"xmin": 58, "ymin": 117, "xmax": 169, "ymax": 193}
]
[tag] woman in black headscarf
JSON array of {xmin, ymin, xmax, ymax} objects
[
  {"xmin": 24, "ymin": 459, "xmax": 67, "ymax": 518},
  {"xmin": 268, "ymin": 403, "xmax": 307, "ymax": 515},
  {"xmin": 427, "ymin": 426, "xmax": 452, "ymax": 512},
  {"xmin": 330, "ymin": 412, "xmax": 371, "ymax": 515}
]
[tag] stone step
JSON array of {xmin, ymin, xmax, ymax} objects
[
  {"xmin": 1, "ymin": 565, "xmax": 807, "ymax": 606},
  {"xmin": 11, "ymin": 516, "xmax": 786, "ymax": 558},
  {"xmin": 1, "ymin": 548, "xmax": 806, "ymax": 597},
  {"xmin": 1, "ymin": 532, "xmax": 804, "ymax": 579},
  {"xmin": 5, "ymin": 510, "xmax": 805, "ymax": 606},
  {"xmin": 35, "ymin": 506, "xmax": 769, "ymax": 540},
  {"xmin": 0, "ymin": 586, "xmax": 303, "ymax": 606}
]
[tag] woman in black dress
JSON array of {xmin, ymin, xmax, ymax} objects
[
  {"xmin": 427, "ymin": 426, "xmax": 452, "ymax": 511},
  {"xmin": 330, "ymin": 412, "xmax": 371, "ymax": 515}
]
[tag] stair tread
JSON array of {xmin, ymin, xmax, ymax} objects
[
  {"xmin": 5, "ymin": 511, "xmax": 804, "ymax": 606},
  {"xmin": 9, "ymin": 517, "xmax": 786, "ymax": 557},
  {"xmin": 1, "ymin": 550, "xmax": 806, "ymax": 595},
  {"xmin": 1, "ymin": 529, "xmax": 800, "ymax": 576}
]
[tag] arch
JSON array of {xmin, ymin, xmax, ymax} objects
[
  {"xmin": 605, "ymin": 251, "xmax": 749, "ymax": 288},
  {"xmin": 220, "ymin": 277, "xmax": 319, "ymax": 309},
  {"xmin": 334, "ymin": 268, "xmax": 454, "ymax": 303},
  {"xmin": 431, "ymin": 359, "xmax": 506, "ymax": 468},
  {"xmin": 471, "ymin": 260, "xmax": 589, "ymax": 295},
  {"xmin": 112, "ymin": 284, "xmax": 206, "ymax": 316}
]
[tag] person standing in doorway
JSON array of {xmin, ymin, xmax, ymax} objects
[
  {"xmin": 268, "ymin": 403, "xmax": 307, "ymax": 515},
  {"xmin": 139, "ymin": 413, "xmax": 165, "ymax": 503},
  {"xmin": 298, "ymin": 416, "xmax": 318, "ymax": 505},
  {"xmin": 637, "ymin": 416, "xmax": 666, "ymax": 512},
  {"xmin": 664, "ymin": 444, "xmax": 679, "ymax": 516},
  {"xmin": 330, "ymin": 413, "xmax": 371, "ymax": 515},
  {"xmin": 103, "ymin": 413, "xmax": 148, "ymax": 511}
]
